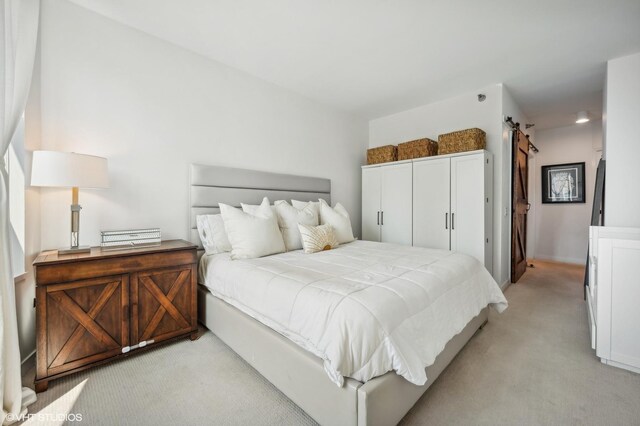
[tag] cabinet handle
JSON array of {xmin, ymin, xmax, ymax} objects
[
  {"xmin": 381, "ymin": 211, "xmax": 384, "ymax": 225},
  {"xmin": 445, "ymin": 213, "xmax": 448, "ymax": 229},
  {"xmin": 377, "ymin": 211, "xmax": 380, "ymax": 225},
  {"xmin": 122, "ymin": 339, "xmax": 155, "ymax": 354},
  {"xmin": 452, "ymin": 213, "xmax": 455, "ymax": 230}
]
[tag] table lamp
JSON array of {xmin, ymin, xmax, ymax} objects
[{"xmin": 31, "ymin": 151, "xmax": 109, "ymax": 254}]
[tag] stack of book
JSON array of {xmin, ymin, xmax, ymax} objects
[{"xmin": 100, "ymin": 228, "xmax": 161, "ymax": 250}]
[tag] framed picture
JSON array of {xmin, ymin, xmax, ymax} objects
[{"xmin": 541, "ymin": 162, "xmax": 585, "ymax": 204}]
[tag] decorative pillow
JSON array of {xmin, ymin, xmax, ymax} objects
[
  {"xmin": 298, "ymin": 224, "xmax": 339, "ymax": 254},
  {"xmin": 292, "ymin": 200, "xmax": 321, "ymax": 224},
  {"xmin": 196, "ymin": 214, "xmax": 231, "ymax": 255},
  {"xmin": 274, "ymin": 200, "xmax": 319, "ymax": 251},
  {"xmin": 319, "ymin": 199, "xmax": 355, "ymax": 244},
  {"xmin": 220, "ymin": 197, "xmax": 285, "ymax": 259}
]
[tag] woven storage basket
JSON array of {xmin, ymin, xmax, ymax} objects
[
  {"xmin": 438, "ymin": 128, "xmax": 486, "ymax": 154},
  {"xmin": 397, "ymin": 138, "xmax": 438, "ymax": 160},
  {"xmin": 367, "ymin": 145, "xmax": 397, "ymax": 165}
]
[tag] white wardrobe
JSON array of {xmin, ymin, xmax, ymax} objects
[
  {"xmin": 362, "ymin": 150, "xmax": 493, "ymax": 274},
  {"xmin": 362, "ymin": 162, "xmax": 413, "ymax": 245}
]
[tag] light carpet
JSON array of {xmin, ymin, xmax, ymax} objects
[{"xmin": 21, "ymin": 260, "xmax": 640, "ymax": 425}]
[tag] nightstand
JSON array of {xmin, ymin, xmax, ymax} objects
[{"xmin": 33, "ymin": 239, "xmax": 198, "ymax": 392}]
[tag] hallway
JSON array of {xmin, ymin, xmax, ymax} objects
[{"xmin": 401, "ymin": 260, "xmax": 640, "ymax": 425}]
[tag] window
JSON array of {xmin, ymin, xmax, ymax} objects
[{"xmin": 3, "ymin": 115, "xmax": 26, "ymax": 276}]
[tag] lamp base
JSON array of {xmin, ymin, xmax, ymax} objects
[{"xmin": 58, "ymin": 246, "xmax": 91, "ymax": 255}]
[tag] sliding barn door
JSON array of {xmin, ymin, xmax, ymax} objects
[{"xmin": 511, "ymin": 130, "xmax": 529, "ymax": 283}]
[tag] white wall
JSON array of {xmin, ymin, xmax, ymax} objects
[
  {"xmin": 20, "ymin": 0, "xmax": 367, "ymax": 361},
  {"xmin": 604, "ymin": 52, "xmax": 640, "ymax": 228},
  {"xmin": 369, "ymin": 85, "xmax": 503, "ymax": 150},
  {"xmin": 369, "ymin": 84, "xmax": 526, "ymax": 286},
  {"xmin": 528, "ymin": 121, "xmax": 601, "ymax": 264},
  {"xmin": 33, "ymin": 0, "xmax": 368, "ymax": 251}
]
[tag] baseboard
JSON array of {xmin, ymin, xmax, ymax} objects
[
  {"xmin": 500, "ymin": 279, "xmax": 511, "ymax": 291},
  {"xmin": 600, "ymin": 358, "xmax": 640, "ymax": 375},
  {"xmin": 532, "ymin": 255, "xmax": 585, "ymax": 266},
  {"xmin": 21, "ymin": 350, "xmax": 35, "ymax": 377}
]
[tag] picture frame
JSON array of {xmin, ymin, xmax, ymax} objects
[{"xmin": 541, "ymin": 162, "xmax": 585, "ymax": 204}]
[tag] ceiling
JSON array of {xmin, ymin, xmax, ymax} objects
[{"xmin": 68, "ymin": 0, "xmax": 640, "ymax": 129}]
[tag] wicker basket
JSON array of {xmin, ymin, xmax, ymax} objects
[
  {"xmin": 397, "ymin": 138, "xmax": 438, "ymax": 160},
  {"xmin": 438, "ymin": 128, "xmax": 486, "ymax": 154},
  {"xmin": 367, "ymin": 145, "xmax": 397, "ymax": 165}
]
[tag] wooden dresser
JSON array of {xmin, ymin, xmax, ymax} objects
[{"xmin": 33, "ymin": 240, "xmax": 198, "ymax": 392}]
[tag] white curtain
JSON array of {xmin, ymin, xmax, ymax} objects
[{"xmin": 1, "ymin": 0, "xmax": 40, "ymax": 424}]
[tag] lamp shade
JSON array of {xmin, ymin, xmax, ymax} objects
[{"xmin": 30, "ymin": 151, "xmax": 109, "ymax": 188}]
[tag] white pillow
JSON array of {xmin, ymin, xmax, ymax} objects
[
  {"xmin": 298, "ymin": 223, "xmax": 339, "ymax": 254},
  {"xmin": 319, "ymin": 199, "xmax": 355, "ymax": 244},
  {"xmin": 220, "ymin": 197, "xmax": 285, "ymax": 260},
  {"xmin": 292, "ymin": 200, "xmax": 321, "ymax": 224},
  {"xmin": 274, "ymin": 200, "xmax": 319, "ymax": 251},
  {"xmin": 196, "ymin": 214, "xmax": 231, "ymax": 255},
  {"xmin": 241, "ymin": 202, "xmax": 277, "ymax": 216}
]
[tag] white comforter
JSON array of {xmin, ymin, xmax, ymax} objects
[{"xmin": 200, "ymin": 240, "xmax": 507, "ymax": 387}]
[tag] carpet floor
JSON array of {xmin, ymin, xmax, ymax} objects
[{"xmin": 20, "ymin": 260, "xmax": 640, "ymax": 425}]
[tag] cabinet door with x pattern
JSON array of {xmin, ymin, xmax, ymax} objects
[
  {"xmin": 37, "ymin": 275, "xmax": 129, "ymax": 379},
  {"xmin": 130, "ymin": 265, "xmax": 197, "ymax": 345}
]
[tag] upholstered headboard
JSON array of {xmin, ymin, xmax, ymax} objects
[{"xmin": 189, "ymin": 164, "xmax": 331, "ymax": 249}]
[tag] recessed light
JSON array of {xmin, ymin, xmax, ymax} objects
[{"xmin": 576, "ymin": 111, "xmax": 589, "ymax": 124}]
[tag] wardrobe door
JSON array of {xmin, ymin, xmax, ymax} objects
[
  {"xmin": 450, "ymin": 153, "xmax": 485, "ymax": 263},
  {"xmin": 413, "ymin": 158, "xmax": 451, "ymax": 250},
  {"xmin": 362, "ymin": 167, "xmax": 381, "ymax": 242},
  {"xmin": 380, "ymin": 162, "xmax": 413, "ymax": 245}
]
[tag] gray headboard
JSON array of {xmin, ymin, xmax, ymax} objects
[{"xmin": 189, "ymin": 164, "xmax": 331, "ymax": 248}]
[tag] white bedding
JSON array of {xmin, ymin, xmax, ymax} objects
[{"xmin": 199, "ymin": 240, "xmax": 507, "ymax": 387}]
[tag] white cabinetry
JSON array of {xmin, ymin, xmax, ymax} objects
[
  {"xmin": 362, "ymin": 167, "xmax": 382, "ymax": 242},
  {"xmin": 413, "ymin": 158, "xmax": 450, "ymax": 250},
  {"xmin": 362, "ymin": 150, "xmax": 492, "ymax": 273},
  {"xmin": 361, "ymin": 162, "xmax": 413, "ymax": 245},
  {"xmin": 412, "ymin": 151, "xmax": 492, "ymax": 272},
  {"xmin": 588, "ymin": 226, "xmax": 640, "ymax": 373},
  {"xmin": 449, "ymin": 154, "xmax": 492, "ymax": 271}
]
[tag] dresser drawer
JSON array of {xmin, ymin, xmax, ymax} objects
[{"xmin": 35, "ymin": 250, "xmax": 197, "ymax": 285}]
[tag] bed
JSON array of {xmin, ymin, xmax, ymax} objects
[{"xmin": 189, "ymin": 163, "xmax": 507, "ymax": 426}]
